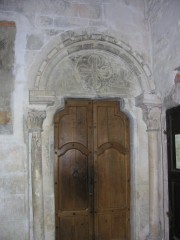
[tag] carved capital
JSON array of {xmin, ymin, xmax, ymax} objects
[
  {"xmin": 143, "ymin": 107, "xmax": 161, "ymax": 131},
  {"xmin": 28, "ymin": 110, "xmax": 46, "ymax": 132},
  {"xmin": 136, "ymin": 92, "xmax": 162, "ymax": 131}
]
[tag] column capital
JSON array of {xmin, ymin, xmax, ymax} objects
[
  {"xmin": 28, "ymin": 110, "xmax": 46, "ymax": 132},
  {"xmin": 136, "ymin": 92, "xmax": 162, "ymax": 131}
]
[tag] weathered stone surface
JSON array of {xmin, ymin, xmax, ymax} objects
[
  {"xmin": 0, "ymin": 145, "xmax": 26, "ymax": 173},
  {"xmin": 3, "ymin": 175, "xmax": 25, "ymax": 195},
  {"xmin": 70, "ymin": 0, "xmax": 102, "ymax": 2},
  {"xmin": 78, "ymin": 3, "xmax": 102, "ymax": 19},
  {"xmin": 0, "ymin": 0, "xmax": 78, "ymax": 16},
  {"xmin": 42, "ymin": 1, "xmax": 79, "ymax": 16},
  {"xmin": 45, "ymin": 29, "xmax": 63, "ymax": 37},
  {"xmin": 89, "ymin": 20, "xmax": 107, "ymax": 27},
  {"xmin": 147, "ymin": 0, "xmax": 180, "ymax": 97},
  {"xmin": 26, "ymin": 34, "xmax": 44, "ymax": 50},
  {"xmin": 136, "ymin": 92, "xmax": 162, "ymax": 239},
  {"xmin": 1, "ymin": 195, "xmax": 26, "ymax": 220},
  {"xmin": 73, "ymin": 53, "xmax": 139, "ymax": 93},
  {"xmin": 36, "ymin": 16, "xmax": 53, "ymax": 28},
  {"xmin": 54, "ymin": 16, "xmax": 89, "ymax": 28},
  {"xmin": 45, "ymin": 52, "xmax": 141, "ymax": 97},
  {"xmin": 29, "ymin": 90, "xmax": 56, "ymax": 105},
  {"xmin": 31, "ymin": 31, "xmax": 152, "ymax": 95},
  {"xmin": 28, "ymin": 110, "xmax": 46, "ymax": 240},
  {"xmin": 28, "ymin": 110, "xmax": 46, "ymax": 131},
  {"xmin": 0, "ymin": 220, "xmax": 27, "ymax": 240},
  {"xmin": 44, "ymin": 196, "xmax": 55, "ymax": 231}
]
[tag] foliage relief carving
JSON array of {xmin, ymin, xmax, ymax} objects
[{"xmin": 71, "ymin": 53, "xmax": 135, "ymax": 92}]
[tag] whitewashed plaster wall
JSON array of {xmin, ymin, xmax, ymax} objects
[
  {"xmin": 0, "ymin": 13, "xmax": 30, "ymax": 240},
  {"xmin": 0, "ymin": 0, "xmax": 152, "ymax": 64},
  {"xmin": 145, "ymin": 0, "xmax": 180, "ymax": 239},
  {"xmin": 146, "ymin": 0, "xmax": 180, "ymax": 98},
  {"xmin": 0, "ymin": 1, "xmax": 160, "ymax": 240}
]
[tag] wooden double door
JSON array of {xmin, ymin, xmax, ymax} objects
[{"xmin": 54, "ymin": 99, "xmax": 130, "ymax": 240}]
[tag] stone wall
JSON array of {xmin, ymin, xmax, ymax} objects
[
  {"xmin": 146, "ymin": 0, "xmax": 180, "ymax": 98},
  {"xmin": 146, "ymin": 1, "xmax": 180, "ymax": 239},
  {"xmin": 0, "ymin": 0, "xmax": 152, "ymax": 71}
]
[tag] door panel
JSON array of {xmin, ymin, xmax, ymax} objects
[
  {"xmin": 54, "ymin": 100, "xmax": 93, "ymax": 240},
  {"xmin": 59, "ymin": 150, "xmax": 88, "ymax": 210},
  {"xmin": 93, "ymin": 101, "xmax": 130, "ymax": 240},
  {"xmin": 57, "ymin": 106, "xmax": 89, "ymax": 147},
  {"xmin": 167, "ymin": 106, "xmax": 180, "ymax": 240},
  {"xmin": 54, "ymin": 99, "xmax": 130, "ymax": 240},
  {"xmin": 96, "ymin": 149, "xmax": 126, "ymax": 209},
  {"xmin": 96, "ymin": 211, "xmax": 127, "ymax": 240},
  {"xmin": 172, "ymin": 182, "xmax": 180, "ymax": 238},
  {"xmin": 59, "ymin": 215, "xmax": 91, "ymax": 240}
]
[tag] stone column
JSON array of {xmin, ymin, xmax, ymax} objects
[
  {"xmin": 28, "ymin": 110, "xmax": 46, "ymax": 240},
  {"xmin": 136, "ymin": 93, "xmax": 161, "ymax": 240}
]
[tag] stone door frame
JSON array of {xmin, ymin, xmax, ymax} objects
[{"xmin": 27, "ymin": 30, "xmax": 163, "ymax": 240}]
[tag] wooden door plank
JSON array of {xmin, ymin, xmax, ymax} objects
[
  {"xmin": 54, "ymin": 99, "xmax": 94, "ymax": 240},
  {"xmin": 93, "ymin": 100, "xmax": 130, "ymax": 240}
]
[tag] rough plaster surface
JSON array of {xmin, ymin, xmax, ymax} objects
[
  {"xmin": 146, "ymin": 1, "xmax": 180, "ymax": 239},
  {"xmin": 147, "ymin": 0, "xmax": 180, "ymax": 98},
  {"xmin": 0, "ymin": 143, "xmax": 28, "ymax": 240},
  {"xmin": 0, "ymin": 0, "xmax": 177, "ymax": 239}
]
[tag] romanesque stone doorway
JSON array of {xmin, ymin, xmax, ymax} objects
[{"xmin": 54, "ymin": 99, "xmax": 130, "ymax": 240}]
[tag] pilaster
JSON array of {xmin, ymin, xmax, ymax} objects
[
  {"xmin": 136, "ymin": 92, "xmax": 162, "ymax": 240},
  {"xmin": 28, "ymin": 110, "xmax": 46, "ymax": 240}
]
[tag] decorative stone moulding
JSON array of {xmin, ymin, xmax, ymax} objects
[
  {"xmin": 29, "ymin": 90, "xmax": 56, "ymax": 106},
  {"xmin": 29, "ymin": 30, "xmax": 154, "ymax": 105}
]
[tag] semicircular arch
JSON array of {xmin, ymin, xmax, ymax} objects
[{"xmin": 29, "ymin": 29, "xmax": 154, "ymax": 102}]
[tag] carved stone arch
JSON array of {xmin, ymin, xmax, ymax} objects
[{"xmin": 29, "ymin": 29, "xmax": 154, "ymax": 105}]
